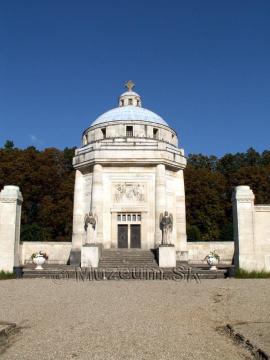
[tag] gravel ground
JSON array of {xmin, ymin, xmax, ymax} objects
[
  {"xmin": 233, "ymin": 322, "xmax": 270, "ymax": 355},
  {"xmin": 0, "ymin": 278, "xmax": 269, "ymax": 360}
]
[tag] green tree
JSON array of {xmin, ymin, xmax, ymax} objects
[
  {"xmin": 188, "ymin": 154, "xmax": 217, "ymax": 171},
  {"xmin": 0, "ymin": 145, "xmax": 75, "ymax": 242},
  {"xmin": 186, "ymin": 224, "xmax": 202, "ymax": 242},
  {"xmin": 3, "ymin": 140, "xmax": 14, "ymax": 150},
  {"xmin": 185, "ymin": 165, "xmax": 228, "ymax": 241}
]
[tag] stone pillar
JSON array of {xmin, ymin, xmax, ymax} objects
[
  {"xmin": 175, "ymin": 169, "xmax": 187, "ymax": 251},
  {"xmin": 70, "ymin": 170, "xmax": 85, "ymax": 264},
  {"xmin": 91, "ymin": 164, "xmax": 103, "ymax": 244},
  {"xmin": 0, "ymin": 186, "xmax": 23, "ymax": 273},
  {"xmin": 232, "ymin": 186, "xmax": 255, "ymax": 271},
  {"xmin": 155, "ymin": 164, "xmax": 166, "ymax": 246}
]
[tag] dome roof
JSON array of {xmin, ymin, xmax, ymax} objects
[
  {"xmin": 91, "ymin": 106, "xmax": 168, "ymax": 126},
  {"xmin": 90, "ymin": 81, "xmax": 169, "ymax": 127},
  {"xmin": 119, "ymin": 90, "xmax": 140, "ymax": 97}
]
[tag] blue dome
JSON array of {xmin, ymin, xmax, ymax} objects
[{"xmin": 91, "ymin": 106, "xmax": 168, "ymax": 126}]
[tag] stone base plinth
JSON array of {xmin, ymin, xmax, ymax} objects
[
  {"xmin": 81, "ymin": 245, "xmax": 100, "ymax": 268},
  {"xmin": 158, "ymin": 245, "xmax": 176, "ymax": 268},
  {"xmin": 69, "ymin": 250, "xmax": 81, "ymax": 266}
]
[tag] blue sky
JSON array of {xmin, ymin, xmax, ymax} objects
[{"xmin": 1, "ymin": 0, "xmax": 270, "ymax": 156}]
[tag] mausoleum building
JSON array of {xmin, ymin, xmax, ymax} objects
[
  {"xmin": 1, "ymin": 83, "xmax": 269, "ymax": 274},
  {"xmin": 70, "ymin": 82, "xmax": 187, "ymax": 262}
]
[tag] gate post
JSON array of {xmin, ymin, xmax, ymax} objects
[{"xmin": 0, "ymin": 186, "xmax": 23, "ymax": 273}]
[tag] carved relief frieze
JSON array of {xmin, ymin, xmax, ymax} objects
[{"xmin": 113, "ymin": 182, "xmax": 145, "ymax": 203}]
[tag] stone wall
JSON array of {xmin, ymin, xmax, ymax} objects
[
  {"xmin": 187, "ymin": 242, "xmax": 234, "ymax": 264},
  {"xmin": 254, "ymin": 206, "xmax": 270, "ymax": 255},
  {"xmin": 232, "ymin": 186, "xmax": 270, "ymax": 271},
  {"xmin": 20, "ymin": 242, "xmax": 72, "ymax": 265},
  {"xmin": 83, "ymin": 120, "xmax": 179, "ymax": 147}
]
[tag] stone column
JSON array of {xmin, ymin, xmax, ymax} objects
[
  {"xmin": 155, "ymin": 164, "xmax": 166, "ymax": 246},
  {"xmin": 91, "ymin": 164, "xmax": 103, "ymax": 244},
  {"xmin": 232, "ymin": 186, "xmax": 255, "ymax": 271},
  {"xmin": 175, "ymin": 170, "xmax": 187, "ymax": 252},
  {"xmin": 0, "ymin": 186, "xmax": 23, "ymax": 273},
  {"xmin": 70, "ymin": 170, "xmax": 85, "ymax": 264}
]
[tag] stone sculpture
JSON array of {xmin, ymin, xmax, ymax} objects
[
  {"xmin": 84, "ymin": 212, "xmax": 97, "ymax": 244},
  {"xmin": 159, "ymin": 211, "xmax": 173, "ymax": 245}
]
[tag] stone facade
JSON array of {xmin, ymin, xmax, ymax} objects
[
  {"xmin": 71, "ymin": 84, "xmax": 187, "ymax": 261},
  {"xmin": 232, "ymin": 186, "xmax": 270, "ymax": 271}
]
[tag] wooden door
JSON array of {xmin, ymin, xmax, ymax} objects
[
  {"xmin": 118, "ymin": 225, "xmax": 128, "ymax": 248},
  {"xmin": 130, "ymin": 224, "xmax": 141, "ymax": 248}
]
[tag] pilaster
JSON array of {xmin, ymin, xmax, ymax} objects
[
  {"xmin": 155, "ymin": 164, "xmax": 166, "ymax": 246},
  {"xmin": 175, "ymin": 170, "xmax": 187, "ymax": 251},
  {"xmin": 71, "ymin": 170, "xmax": 85, "ymax": 250},
  {"xmin": 91, "ymin": 164, "xmax": 103, "ymax": 244}
]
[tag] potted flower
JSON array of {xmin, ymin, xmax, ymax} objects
[
  {"xmin": 31, "ymin": 251, "xmax": 49, "ymax": 270},
  {"xmin": 205, "ymin": 250, "xmax": 220, "ymax": 270}
]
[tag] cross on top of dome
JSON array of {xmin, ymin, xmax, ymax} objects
[
  {"xmin": 119, "ymin": 80, "xmax": 141, "ymax": 107},
  {"xmin": 125, "ymin": 80, "xmax": 135, "ymax": 92}
]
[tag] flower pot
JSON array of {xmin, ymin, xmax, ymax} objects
[
  {"xmin": 33, "ymin": 255, "xmax": 46, "ymax": 270},
  {"xmin": 206, "ymin": 256, "xmax": 219, "ymax": 270}
]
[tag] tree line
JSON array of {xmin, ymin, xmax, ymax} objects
[{"xmin": 1, "ymin": 141, "xmax": 270, "ymax": 242}]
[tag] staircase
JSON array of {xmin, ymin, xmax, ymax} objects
[
  {"xmin": 21, "ymin": 249, "xmax": 233, "ymax": 279},
  {"xmin": 98, "ymin": 249, "xmax": 158, "ymax": 269}
]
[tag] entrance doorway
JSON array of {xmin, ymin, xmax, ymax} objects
[
  {"xmin": 118, "ymin": 225, "xmax": 128, "ymax": 248},
  {"xmin": 117, "ymin": 213, "xmax": 141, "ymax": 248}
]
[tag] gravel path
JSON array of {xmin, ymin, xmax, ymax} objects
[{"xmin": 0, "ymin": 278, "xmax": 269, "ymax": 360}]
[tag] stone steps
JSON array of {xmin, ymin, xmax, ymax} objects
[
  {"xmin": 22, "ymin": 267, "xmax": 227, "ymax": 280},
  {"xmin": 98, "ymin": 265, "xmax": 158, "ymax": 268},
  {"xmin": 99, "ymin": 249, "xmax": 158, "ymax": 268},
  {"xmin": 100, "ymin": 250, "xmax": 155, "ymax": 256},
  {"xmin": 21, "ymin": 249, "xmax": 233, "ymax": 279}
]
